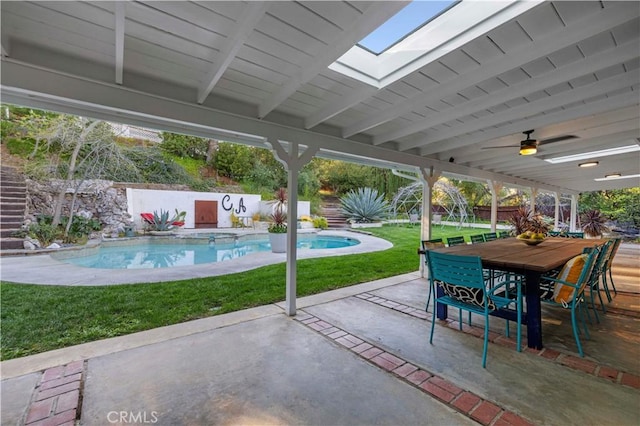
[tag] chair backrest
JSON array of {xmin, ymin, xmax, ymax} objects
[
  {"xmin": 470, "ymin": 234, "xmax": 485, "ymax": 244},
  {"xmin": 498, "ymin": 231, "xmax": 511, "ymax": 238},
  {"xmin": 422, "ymin": 239, "xmax": 445, "ymax": 250},
  {"xmin": 582, "ymin": 240, "xmax": 611, "ymax": 273},
  {"xmin": 605, "ymin": 238, "xmax": 622, "ymax": 269},
  {"xmin": 552, "ymin": 245, "xmax": 600, "ymax": 304},
  {"xmin": 548, "ymin": 231, "xmax": 561, "ymax": 237},
  {"xmin": 427, "ymin": 251, "xmax": 485, "ymax": 289},
  {"xmin": 446, "ymin": 236, "xmax": 466, "ymax": 246},
  {"xmin": 483, "ymin": 232, "xmax": 497, "ymax": 241},
  {"xmin": 567, "ymin": 232, "xmax": 584, "ymax": 238},
  {"xmin": 426, "ymin": 251, "xmax": 494, "ymax": 309}
]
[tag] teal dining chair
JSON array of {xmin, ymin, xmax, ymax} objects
[
  {"xmin": 470, "ymin": 234, "xmax": 485, "ymax": 244},
  {"xmin": 582, "ymin": 240, "xmax": 613, "ymax": 321},
  {"xmin": 601, "ymin": 238, "xmax": 622, "ymax": 300},
  {"xmin": 426, "ymin": 251, "xmax": 522, "ymax": 368},
  {"xmin": 498, "ymin": 231, "xmax": 511, "ymax": 238},
  {"xmin": 483, "ymin": 232, "xmax": 498, "ymax": 241},
  {"xmin": 446, "ymin": 236, "xmax": 466, "ymax": 246},
  {"xmin": 539, "ymin": 246, "xmax": 600, "ymax": 357}
]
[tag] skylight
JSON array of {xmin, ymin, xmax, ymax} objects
[
  {"xmin": 358, "ymin": 1, "xmax": 459, "ymax": 54},
  {"xmin": 330, "ymin": 1, "xmax": 538, "ymax": 88}
]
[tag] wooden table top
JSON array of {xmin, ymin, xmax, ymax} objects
[{"xmin": 433, "ymin": 237, "xmax": 600, "ymax": 274}]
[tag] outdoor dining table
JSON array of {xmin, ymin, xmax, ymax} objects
[{"xmin": 429, "ymin": 237, "xmax": 599, "ymax": 349}]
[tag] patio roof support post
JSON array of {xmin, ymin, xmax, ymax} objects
[
  {"xmin": 488, "ymin": 180, "xmax": 503, "ymax": 232},
  {"xmin": 530, "ymin": 187, "xmax": 538, "ymax": 215},
  {"xmin": 269, "ymin": 137, "xmax": 318, "ymax": 316},
  {"xmin": 570, "ymin": 194, "xmax": 578, "ymax": 232},
  {"xmin": 419, "ymin": 167, "xmax": 440, "ymax": 277},
  {"xmin": 553, "ymin": 192, "xmax": 560, "ymax": 231}
]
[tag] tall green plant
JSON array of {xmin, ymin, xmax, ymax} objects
[{"xmin": 340, "ymin": 187, "xmax": 389, "ymax": 223}]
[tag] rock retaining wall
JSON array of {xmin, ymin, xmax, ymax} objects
[{"xmin": 26, "ymin": 179, "xmax": 133, "ymax": 234}]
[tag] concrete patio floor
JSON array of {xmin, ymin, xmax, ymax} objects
[{"xmin": 2, "ymin": 245, "xmax": 639, "ymax": 425}]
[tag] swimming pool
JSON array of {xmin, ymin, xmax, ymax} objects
[{"xmin": 56, "ymin": 235, "xmax": 360, "ymax": 269}]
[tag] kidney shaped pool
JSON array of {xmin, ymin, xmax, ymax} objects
[{"xmin": 55, "ymin": 234, "xmax": 360, "ymax": 269}]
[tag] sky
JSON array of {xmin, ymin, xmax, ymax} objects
[{"xmin": 358, "ymin": 1, "xmax": 458, "ymax": 54}]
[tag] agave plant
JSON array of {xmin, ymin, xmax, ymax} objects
[
  {"xmin": 149, "ymin": 209, "xmax": 186, "ymax": 231},
  {"xmin": 581, "ymin": 209, "xmax": 609, "ymax": 237},
  {"xmin": 340, "ymin": 187, "xmax": 389, "ymax": 223}
]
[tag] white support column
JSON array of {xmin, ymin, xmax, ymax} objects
[
  {"xmin": 488, "ymin": 180, "xmax": 503, "ymax": 232},
  {"xmin": 419, "ymin": 167, "xmax": 440, "ymax": 277},
  {"xmin": 570, "ymin": 194, "xmax": 578, "ymax": 232},
  {"xmin": 553, "ymin": 192, "xmax": 560, "ymax": 231},
  {"xmin": 269, "ymin": 138, "xmax": 318, "ymax": 316},
  {"xmin": 530, "ymin": 187, "xmax": 538, "ymax": 215}
]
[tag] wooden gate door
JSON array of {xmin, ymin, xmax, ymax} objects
[{"xmin": 194, "ymin": 200, "xmax": 218, "ymax": 228}]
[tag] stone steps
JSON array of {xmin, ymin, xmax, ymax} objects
[
  {"xmin": 0, "ymin": 166, "xmax": 26, "ymax": 250},
  {"xmin": 320, "ymin": 196, "xmax": 349, "ymax": 229}
]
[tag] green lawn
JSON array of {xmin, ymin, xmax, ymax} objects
[{"xmin": 0, "ymin": 225, "xmax": 490, "ymax": 360}]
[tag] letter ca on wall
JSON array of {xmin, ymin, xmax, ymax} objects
[{"xmin": 221, "ymin": 195, "xmax": 246, "ymax": 215}]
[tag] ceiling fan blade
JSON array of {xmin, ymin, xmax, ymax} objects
[
  {"xmin": 539, "ymin": 135, "xmax": 579, "ymax": 145},
  {"xmin": 481, "ymin": 145, "xmax": 519, "ymax": 149}
]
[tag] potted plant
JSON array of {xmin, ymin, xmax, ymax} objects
[
  {"xmin": 508, "ymin": 207, "xmax": 551, "ymax": 236},
  {"xmin": 581, "ymin": 209, "xmax": 609, "ymax": 238},
  {"xmin": 145, "ymin": 209, "xmax": 186, "ymax": 235},
  {"xmin": 268, "ymin": 210, "xmax": 287, "ymax": 253}
]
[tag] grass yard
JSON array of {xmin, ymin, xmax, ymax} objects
[{"xmin": 0, "ymin": 224, "xmax": 490, "ymax": 360}]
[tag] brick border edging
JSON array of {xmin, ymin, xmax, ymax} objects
[
  {"xmin": 356, "ymin": 292, "xmax": 640, "ymax": 390},
  {"xmin": 295, "ymin": 312, "xmax": 534, "ymax": 426},
  {"xmin": 23, "ymin": 361, "xmax": 85, "ymax": 426}
]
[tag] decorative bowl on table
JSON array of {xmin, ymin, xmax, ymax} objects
[{"xmin": 516, "ymin": 234, "xmax": 545, "ymax": 246}]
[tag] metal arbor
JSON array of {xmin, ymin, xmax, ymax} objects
[{"xmin": 391, "ymin": 181, "xmax": 472, "ymax": 229}]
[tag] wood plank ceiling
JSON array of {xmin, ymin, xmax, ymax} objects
[{"xmin": 1, "ymin": 1, "xmax": 639, "ymax": 193}]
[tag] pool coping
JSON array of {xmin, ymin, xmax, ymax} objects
[{"xmin": 0, "ymin": 230, "xmax": 393, "ymax": 286}]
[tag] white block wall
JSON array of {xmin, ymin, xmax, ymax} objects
[{"xmin": 126, "ymin": 188, "xmax": 310, "ymax": 229}]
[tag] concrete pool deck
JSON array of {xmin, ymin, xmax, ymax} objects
[{"xmin": 0, "ymin": 230, "xmax": 392, "ymax": 285}]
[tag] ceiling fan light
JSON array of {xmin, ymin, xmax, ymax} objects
[
  {"xmin": 519, "ymin": 141, "xmax": 537, "ymax": 156},
  {"xmin": 605, "ymin": 173, "xmax": 622, "ymax": 178},
  {"xmin": 578, "ymin": 161, "xmax": 599, "ymax": 168}
]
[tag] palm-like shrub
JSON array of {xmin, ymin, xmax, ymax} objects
[
  {"xmin": 581, "ymin": 209, "xmax": 609, "ymax": 237},
  {"xmin": 268, "ymin": 210, "xmax": 287, "ymax": 233},
  {"xmin": 340, "ymin": 187, "xmax": 389, "ymax": 223},
  {"xmin": 508, "ymin": 207, "xmax": 551, "ymax": 235}
]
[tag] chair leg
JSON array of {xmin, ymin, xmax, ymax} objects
[
  {"xmin": 588, "ymin": 285, "xmax": 601, "ymax": 323},
  {"xmin": 425, "ymin": 280, "xmax": 432, "ymax": 313},
  {"xmin": 583, "ymin": 299, "xmax": 594, "ymax": 325},
  {"xmin": 571, "ymin": 304, "xmax": 584, "ymax": 357},
  {"xmin": 601, "ymin": 272, "xmax": 613, "ymax": 302},
  {"xmin": 580, "ymin": 301, "xmax": 591, "ymax": 340},
  {"xmin": 482, "ymin": 319, "xmax": 489, "ymax": 368},
  {"xmin": 430, "ymin": 298, "xmax": 437, "ymax": 344},
  {"xmin": 608, "ymin": 268, "xmax": 618, "ymax": 296},
  {"xmin": 595, "ymin": 278, "xmax": 607, "ymax": 313},
  {"xmin": 516, "ymin": 284, "xmax": 522, "ymax": 352}
]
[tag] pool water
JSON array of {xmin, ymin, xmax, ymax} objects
[{"xmin": 59, "ymin": 235, "xmax": 360, "ymax": 269}]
